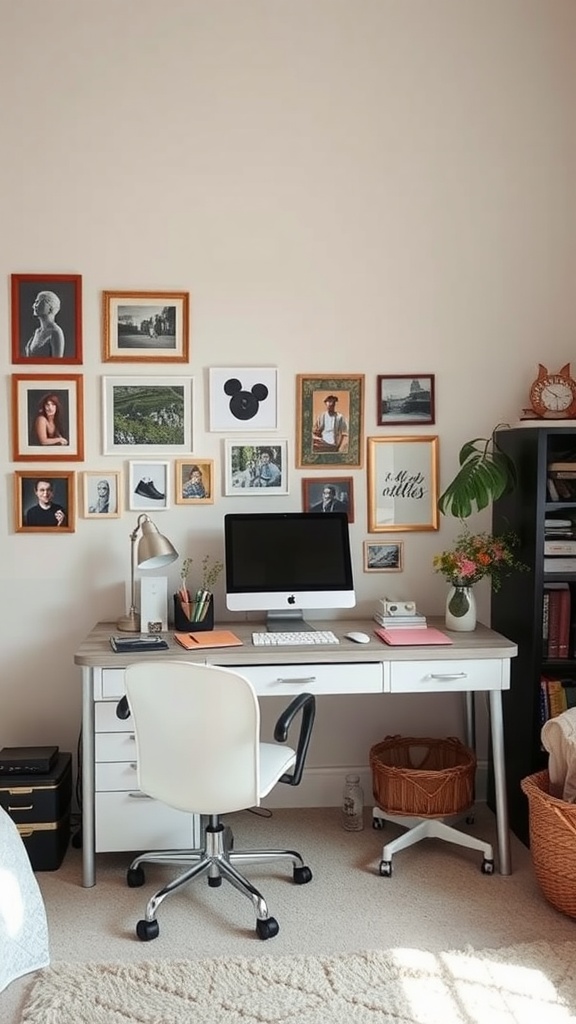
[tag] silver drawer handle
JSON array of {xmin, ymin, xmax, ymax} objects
[
  {"xmin": 128, "ymin": 792, "xmax": 152, "ymax": 799},
  {"xmin": 130, "ymin": 763, "xmax": 138, "ymax": 771},
  {"xmin": 9, "ymin": 803, "xmax": 33, "ymax": 811},
  {"xmin": 275, "ymin": 676, "xmax": 316, "ymax": 685},
  {"xmin": 425, "ymin": 672, "xmax": 468, "ymax": 681}
]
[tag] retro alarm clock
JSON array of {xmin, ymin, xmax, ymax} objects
[{"xmin": 528, "ymin": 364, "xmax": 576, "ymax": 419}]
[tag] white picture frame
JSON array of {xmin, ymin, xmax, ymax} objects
[
  {"xmin": 128, "ymin": 460, "xmax": 171, "ymax": 511},
  {"xmin": 224, "ymin": 440, "xmax": 288, "ymax": 495},
  {"xmin": 102, "ymin": 376, "xmax": 193, "ymax": 455},
  {"xmin": 209, "ymin": 367, "xmax": 278, "ymax": 431}
]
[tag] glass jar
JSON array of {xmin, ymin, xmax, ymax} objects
[{"xmin": 341, "ymin": 773, "xmax": 364, "ymax": 831}]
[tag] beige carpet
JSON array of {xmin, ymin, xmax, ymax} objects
[{"xmin": 19, "ymin": 940, "xmax": 576, "ymax": 1023}]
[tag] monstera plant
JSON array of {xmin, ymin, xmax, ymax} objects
[{"xmin": 437, "ymin": 428, "xmax": 517, "ymax": 521}]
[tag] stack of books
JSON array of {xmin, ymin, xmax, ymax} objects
[
  {"xmin": 542, "ymin": 583, "xmax": 571, "ymax": 658},
  {"xmin": 544, "ymin": 516, "xmax": 576, "ymax": 574},
  {"xmin": 373, "ymin": 607, "xmax": 427, "ymax": 629},
  {"xmin": 547, "ymin": 461, "xmax": 576, "ymax": 502}
]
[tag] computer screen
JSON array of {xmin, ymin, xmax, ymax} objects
[{"xmin": 224, "ymin": 511, "xmax": 355, "ymax": 630}]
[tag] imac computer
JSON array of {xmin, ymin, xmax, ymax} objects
[{"xmin": 224, "ymin": 511, "xmax": 355, "ymax": 631}]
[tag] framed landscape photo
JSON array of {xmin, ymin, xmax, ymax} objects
[
  {"xmin": 364, "ymin": 541, "xmax": 404, "ymax": 572},
  {"xmin": 15, "ymin": 470, "xmax": 76, "ymax": 533},
  {"xmin": 377, "ymin": 374, "xmax": 435, "ymax": 426},
  {"xmin": 367, "ymin": 435, "xmax": 439, "ymax": 532},
  {"xmin": 175, "ymin": 459, "xmax": 214, "ymax": 505},
  {"xmin": 128, "ymin": 461, "xmax": 170, "ymax": 511},
  {"xmin": 11, "ymin": 273, "xmax": 83, "ymax": 365},
  {"xmin": 224, "ymin": 440, "xmax": 288, "ymax": 495},
  {"xmin": 102, "ymin": 376, "xmax": 193, "ymax": 455},
  {"xmin": 82, "ymin": 471, "xmax": 121, "ymax": 519},
  {"xmin": 209, "ymin": 367, "xmax": 278, "ymax": 430},
  {"xmin": 12, "ymin": 373, "xmax": 84, "ymax": 462},
  {"xmin": 301, "ymin": 476, "xmax": 354, "ymax": 522},
  {"xmin": 296, "ymin": 374, "xmax": 364, "ymax": 468},
  {"xmin": 103, "ymin": 291, "xmax": 189, "ymax": 362}
]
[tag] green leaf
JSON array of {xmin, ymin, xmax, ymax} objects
[{"xmin": 438, "ymin": 431, "xmax": 518, "ymax": 520}]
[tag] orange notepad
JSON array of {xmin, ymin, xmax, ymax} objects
[
  {"xmin": 174, "ymin": 630, "xmax": 243, "ymax": 649},
  {"xmin": 375, "ymin": 627, "xmax": 453, "ymax": 646}
]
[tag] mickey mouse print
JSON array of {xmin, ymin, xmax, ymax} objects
[{"xmin": 209, "ymin": 367, "xmax": 278, "ymax": 431}]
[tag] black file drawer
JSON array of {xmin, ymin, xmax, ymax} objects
[{"xmin": 0, "ymin": 751, "xmax": 72, "ymax": 869}]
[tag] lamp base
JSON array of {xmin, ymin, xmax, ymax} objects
[{"xmin": 117, "ymin": 611, "xmax": 141, "ymax": 632}]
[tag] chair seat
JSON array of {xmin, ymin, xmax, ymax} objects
[{"xmin": 259, "ymin": 743, "xmax": 296, "ymax": 799}]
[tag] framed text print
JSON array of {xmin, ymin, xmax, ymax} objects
[
  {"xmin": 367, "ymin": 435, "xmax": 439, "ymax": 532},
  {"xmin": 12, "ymin": 374, "xmax": 84, "ymax": 462},
  {"xmin": 15, "ymin": 470, "xmax": 76, "ymax": 533},
  {"xmin": 296, "ymin": 374, "xmax": 364, "ymax": 468},
  {"xmin": 103, "ymin": 291, "xmax": 189, "ymax": 362},
  {"xmin": 102, "ymin": 376, "xmax": 193, "ymax": 455},
  {"xmin": 11, "ymin": 273, "xmax": 83, "ymax": 365}
]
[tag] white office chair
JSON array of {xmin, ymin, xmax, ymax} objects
[{"xmin": 117, "ymin": 660, "xmax": 315, "ymax": 941}]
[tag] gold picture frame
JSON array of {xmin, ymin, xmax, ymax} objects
[
  {"xmin": 15, "ymin": 470, "xmax": 76, "ymax": 533},
  {"xmin": 103, "ymin": 290, "xmax": 190, "ymax": 362},
  {"xmin": 11, "ymin": 373, "xmax": 84, "ymax": 462},
  {"xmin": 175, "ymin": 459, "xmax": 215, "ymax": 504},
  {"xmin": 363, "ymin": 541, "xmax": 404, "ymax": 571},
  {"xmin": 296, "ymin": 374, "xmax": 364, "ymax": 468},
  {"xmin": 367, "ymin": 435, "xmax": 439, "ymax": 532},
  {"xmin": 82, "ymin": 471, "xmax": 122, "ymax": 518}
]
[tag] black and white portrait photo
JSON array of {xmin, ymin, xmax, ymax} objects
[
  {"xmin": 302, "ymin": 477, "xmax": 354, "ymax": 521},
  {"xmin": 11, "ymin": 274, "xmax": 83, "ymax": 365}
]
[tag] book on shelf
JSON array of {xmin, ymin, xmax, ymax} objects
[
  {"xmin": 548, "ymin": 461, "xmax": 576, "ymax": 472},
  {"xmin": 544, "ymin": 557, "xmax": 576, "ymax": 573},
  {"xmin": 544, "ymin": 539, "xmax": 576, "ymax": 555},
  {"xmin": 539, "ymin": 675, "xmax": 576, "ymax": 726},
  {"xmin": 547, "ymin": 476, "xmax": 576, "ymax": 500},
  {"xmin": 545, "ymin": 518, "xmax": 574, "ymax": 529},
  {"xmin": 544, "ymin": 584, "xmax": 570, "ymax": 658}
]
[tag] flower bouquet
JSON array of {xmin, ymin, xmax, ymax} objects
[{"xmin": 433, "ymin": 529, "xmax": 527, "ymax": 591}]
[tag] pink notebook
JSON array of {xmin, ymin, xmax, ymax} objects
[{"xmin": 375, "ymin": 627, "xmax": 453, "ymax": 646}]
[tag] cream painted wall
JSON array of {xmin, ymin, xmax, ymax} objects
[{"xmin": 1, "ymin": 1, "xmax": 575, "ymax": 800}]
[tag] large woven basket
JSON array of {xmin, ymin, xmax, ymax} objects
[
  {"xmin": 521, "ymin": 769, "xmax": 576, "ymax": 918},
  {"xmin": 370, "ymin": 735, "xmax": 476, "ymax": 818}
]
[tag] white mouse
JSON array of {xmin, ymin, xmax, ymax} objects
[{"xmin": 345, "ymin": 631, "xmax": 371, "ymax": 644}]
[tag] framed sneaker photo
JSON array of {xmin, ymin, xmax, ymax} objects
[{"xmin": 128, "ymin": 461, "xmax": 170, "ymax": 511}]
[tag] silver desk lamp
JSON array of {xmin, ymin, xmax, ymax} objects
[{"xmin": 117, "ymin": 513, "xmax": 178, "ymax": 632}]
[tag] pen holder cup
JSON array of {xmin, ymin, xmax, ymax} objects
[{"xmin": 173, "ymin": 594, "xmax": 214, "ymax": 632}]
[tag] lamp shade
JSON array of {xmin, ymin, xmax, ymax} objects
[{"xmin": 137, "ymin": 518, "xmax": 178, "ymax": 569}]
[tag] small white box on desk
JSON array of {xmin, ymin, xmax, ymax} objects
[{"xmin": 140, "ymin": 576, "xmax": 168, "ymax": 631}]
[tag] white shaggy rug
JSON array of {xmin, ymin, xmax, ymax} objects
[{"xmin": 20, "ymin": 940, "xmax": 576, "ymax": 1024}]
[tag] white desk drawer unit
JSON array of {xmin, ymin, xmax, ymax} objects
[
  {"xmin": 230, "ymin": 662, "xmax": 383, "ymax": 697},
  {"xmin": 389, "ymin": 659, "xmax": 508, "ymax": 694},
  {"xmin": 94, "ymin": 679, "xmax": 198, "ymax": 854}
]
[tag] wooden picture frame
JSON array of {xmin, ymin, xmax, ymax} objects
[
  {"xmin": 301, "ymin": 476, "xmax": 354, "ymax": 522},
  {"xmin": 82, "ymin": 471, "xmax": 122, "ymax": 518},
  {"xmin": 103, "ymin": 290, "xmax": 189, "ymax": 362},
  {"xmin": 128, "ymin": 461, "xmax": 171, "ymax": 511},
  {"xmin": 12, "ymin": 373, "xmax": 84, "ymax": 462},
  {"xmin": 175, "ymin": 459, "xmax": 214, "ymax": 505},
  {"xmin": 208, "ymin": 367, "xmax": 278, "ymax": 431},
  {"xmin": 11, "ymin": 273, "xmax": 83, "ymax": 365},
  {"xmin": 364, "ymin": 541, "xmax": 404, "ymax": 572},
  {"xmin": 102, "ymin": 376, "xmax": 193, "ymax": 455},
  {"xmin": 377, "ymin": 374, "xmax": 435, "ymax": 426},
  {"xmin": 367, "ymin": 435, "xmax": 439, "ymax": 532},
  {"xmin": 224, "ymin": 440, "xmax": 288, "ymax": 495},
  {"xmin": 296, "ymin": 374, "xmax": 364, "ymax": 468},
  {"xmin": 15, "ymin": 470, "xmax": 76, "ymax": 533}
]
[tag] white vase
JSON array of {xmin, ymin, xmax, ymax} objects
[{"xmin": 445, "ymin": 585, "xmax": 477, "ymax": 631}]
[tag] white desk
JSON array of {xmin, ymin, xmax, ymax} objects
[{"xmin": 74, "ymin": 618, "xmax": 517, "ymax": 885}]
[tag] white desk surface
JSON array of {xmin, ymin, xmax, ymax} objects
[{"xmin": 74, "ymin": 618, "xmax": 517, "ymax": 669}]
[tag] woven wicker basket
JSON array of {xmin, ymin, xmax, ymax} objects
[
  {"xmin": 521, "ymin": 769, "xmax": 576, "ymax": 918},
  {"xmin": 370, "ymin": 735, "xmax": 476, "ymax": 818}
]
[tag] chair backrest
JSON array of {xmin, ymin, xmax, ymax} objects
[{"xmin": 124, "ymin": 660, "xmax": 261, "ymax": 815}]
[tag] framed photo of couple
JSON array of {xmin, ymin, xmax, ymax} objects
[{"xmin": 296, "ymin": 375, "xmax": 364, "ymax": 468}]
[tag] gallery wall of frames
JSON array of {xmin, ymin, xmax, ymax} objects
[{"xmin": 10, "ymin": 273, "xmax": 438, "ymax": 559}]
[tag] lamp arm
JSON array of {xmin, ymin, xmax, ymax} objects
[{"xmin": 127, "ymin": 515, "xmax": 150, "ymax": 616}]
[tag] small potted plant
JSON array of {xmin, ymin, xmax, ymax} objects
[{"xmin": 174, "ymin": 554, "xmax": 224, "ymax": 631}]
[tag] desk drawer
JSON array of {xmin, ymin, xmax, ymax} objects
[
  {"xmin": 389, "ymin": 658, "xmax": 505, "ymax": 693},
  {"xmin": 231, "ymin": 661, "xmax": 382, "ymax": 696},
  {"xmin": 95, "ymin": 701, "xmax": 131, "ymax": 732},
  {"xmin": 96, "ymin": 760, "xmax": 138, "ymax": 791},
  {"xmin": 95, "ymin": 731, "xmax": 136, "ymax": 763},
  {"xmin": 95, "ymin": 792, "xmax": 196, "ymax": 853}
]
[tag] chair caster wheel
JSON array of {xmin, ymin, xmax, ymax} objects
[
  {"xmin": 293, "ymin": 865, "xmax": 312, "ymax": 885},
  {"xmin": 481, "ymin": 859, "xmax": 495, "ymax": 875},
  {"xmin": 136, "ymin": 918, "xmax": 159, "ymax": 941},
  {"xmin": 127, "ymin": 866, "xmax": 146, "ymax": 887},
  {"xmin": 208, "ymin": 876, "xmax": 222, "ymax": 887},
  {"xmin": 256, "ymin": 916, "xmax": 279, "ymax": 940},
  {"xmin": 379, "ymin": 860, "xmax": 392, "ymax": 877},
  {"xmin": 372, "ymin": 818, "xmax": 385, "ymax": 830}
]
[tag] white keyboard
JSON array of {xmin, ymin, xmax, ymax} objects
[{"xmin": 252, "ymin": 630, "xmax": 340, "ymax": 646}]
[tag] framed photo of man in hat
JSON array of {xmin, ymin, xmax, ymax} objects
[{"xmin": 296, "ymin": 375, "xmax": 364, "ymax": 468}]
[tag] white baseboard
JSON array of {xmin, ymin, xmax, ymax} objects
[{"xmin": 263, "ymin": 761, "xmax": 489, "ymax": 808}]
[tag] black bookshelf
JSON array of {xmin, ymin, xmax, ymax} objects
[{"xmin": 490, "ymin": 425, "xmax": 576, "ymax": 845}]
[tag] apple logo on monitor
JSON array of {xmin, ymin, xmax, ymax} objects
[{"xmin": 288, "ymin": 595, "xmax": 295, "ymax": 604}]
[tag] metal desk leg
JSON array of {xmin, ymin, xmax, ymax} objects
[
  {"xmin": 81, "ymin": 667, "xmax": 96, "ymax": 887},
  {"xmin": 489, "ymin": 690, "xmax": 511, "ymax": 875},
  {"xmin": 464, "ymin": 691, "xmax": 475, "ymax": 751}
]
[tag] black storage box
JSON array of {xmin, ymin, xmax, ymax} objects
[{"xmin": 0, "ymin": 751, "xmax": 72, "ymax": 870}]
